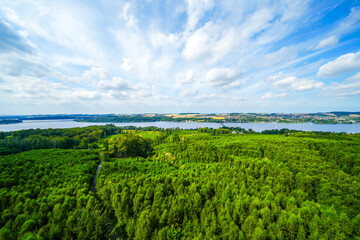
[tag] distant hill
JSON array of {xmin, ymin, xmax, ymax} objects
[{"xmin": 330, "ymin": 111, "xmax": 360, "ymax": 116}]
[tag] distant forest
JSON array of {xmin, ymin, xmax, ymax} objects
[{"xmin": 0, "ymin": 125, "xmax": 360, "ymax": 239}]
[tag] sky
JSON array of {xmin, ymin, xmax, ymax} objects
[{"xmin": 0, "ymin": 0, "xmax": 360, "ymax": 114}]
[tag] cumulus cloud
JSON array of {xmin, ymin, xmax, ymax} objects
[
  {"xmin": 98, "ymin": 77, "xmax": 132, "ymax": 90},
  {"xmin": 71, "ymin": 67, "xmax": 152, "ymax": 99},
  {"xmin": 82, "ymin": 67, "xmax": 111, "ymax": 81},
  {"xmin": 150, "ymin": 32, "xmax": 180, "ymax": 49},
  {"xmin": 182, "ymin": 7, "xmax": 276, "ymax": 63},
  {"xmin": 1, "ymin": 1, "xmax": 360, "ymax": 113},
  {"xmin": 179, "ymin": 88, "xmax": 198, "ymax": 97},
  {"xmin": 270, "ymin": 73, "xmax": 324, "ymax": 91},
  {"xmin": 182, "ymin": 22, "xmax": 240, "ymax": 62},
  {"xmin": 108, "ymin": 90, "xmax": 127, "ymax": 99},
  {"xmin": 261, "ymin": 92, "xmax": 288, "ymax": 99},
  {"xmin": 317, "ymin": 50, "xmax": 360, "ymax": 78},
  {"xmin": 180, "ymin": 69, "xmax": 195, "ymax": 84},
  {"xmin": 3, "ymin": 77, "xmax": 69, "ymax": 101},
  {"xmin": 121, "ymin": 58, "xmax": 133, "ymax": 72},
  {"xmin": 182, "ymin": 8, "xmax": 274, "ymax": 63},
  {"xmin": 314, "ymin": 35, "xmax": 338, "ymax": 50},
  {"xmin": 133, "ymin": 83, "xmax": 152, "ymax": 98},
  {"xmin": 206, "ymin": 68, "xmax": 245, "ymax": 87},
  {"xmin": 182, "ymin": 22, "xmax": 217, "ymax": 60}
]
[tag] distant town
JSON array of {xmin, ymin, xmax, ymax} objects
[
  {"xmin": 158, "ymin": 112, "xmax": 360, "ymax": 124},
  {"xmin": 1, "ymin": 111, "xmax": 360, "ymax": 124}
]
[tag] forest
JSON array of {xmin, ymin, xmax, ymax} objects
[
  {"xmin": 0, "ymin": 120, "xmax": 22, "ymax": 125},
  {"xmin": 0, "ymin": 125, "xmax": 360, "ymax": 239}
]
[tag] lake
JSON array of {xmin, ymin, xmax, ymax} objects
[{"xmin": 0, "ymin": 119, "xmax": 360, "ymax": 133}]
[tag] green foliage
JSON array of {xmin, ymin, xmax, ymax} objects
[
  {"xmin": 0, "ymin": 149, "xmax": 109, "ymax": 239},
  {"xmin": 1, "ymin": 127, "xmax": 359, "ymax": 239},
  {"xmin": 108, "ymin": 134, "xmax": 154, "ymax": 158},
  {"xmin": 97, "ymin": 132, "xmax": 360, "ymax": 239},
  {"xmin": 0, "ymin": 125, "xmax": 122, "ymax": 155}
]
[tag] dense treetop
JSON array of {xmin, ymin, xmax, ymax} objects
[
  {"xmin": 0, "ymin": 126, "xmax": 359, "ymax": 239},
  {"xmin": 97, "ymin": 129, "xmax": 360, "ymax": 239},
  {"xmin": 0, "ymin": 149, "xmax": 111, "ymax": 239}
]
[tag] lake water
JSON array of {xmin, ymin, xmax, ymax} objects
[{"xmin": 0, "ymin": 119, "xmax": 360, "ymax": 133}]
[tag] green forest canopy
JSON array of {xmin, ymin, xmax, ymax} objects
[{"xmin": 0, "ymin": 126, "xmax": 360, "ymax": 239}]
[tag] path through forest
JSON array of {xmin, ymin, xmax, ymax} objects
[{"xmin": 91, "ymin": 160, "xmax": 121, "ymax": 240}]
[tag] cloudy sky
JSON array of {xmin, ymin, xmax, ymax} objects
[{"xmin": 0, "ymin": 0, "xmax": 360, "ymax": 114}]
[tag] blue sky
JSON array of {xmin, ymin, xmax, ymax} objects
[{"xmin": 0, "ymin": 0, "xmax": 359, "ymax": 114}]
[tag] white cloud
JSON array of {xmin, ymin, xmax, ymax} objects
[
  {"xmin": 180, "ymin": 88, "xmax": 198, "ymax": 97},
  {"xmin": 270, "ymin": 73, "xmax": 324, "ymax": 91},
  {"xmin": 317, "ymin": 50, "xmax": 360, "ymax": 78},
  {"xmin": 108, "ymin": 90, "xmax": 127, "ymax": 99},
  {"xmin": 111, "ymin": 27, "xmax": 153, "ymax": 80},
  {"xmin": 261, "ymin": 92, "xmax": 288, "ymax": 99},
  {"xmin": 182, "ymin": 8, "xmax": 274, "ymax": 63},
  {"xmin": 0, "ymin": 56, "xmax": 52, "ymax": 78},
  {"xmin": 1, "ymin": 0, "xmax": 359, "ymax": 114},
  {"xmin": 182, "ymin": 22, "xmax": 218, "ymax": 60},
  {"xmin": 121, "ymin": 2, "xmax": 138, "ymax": 27},
  {"xmin": 263, "ymin": 46, "xmax": 298, "ymax": 67},
  {"xmin": 336, "ymin": 90, "xmax": 360, "ymax": 96},
  {"xmin": 346, "ymin": 71, "xmax": 360, "ymax": 82},
  {"xmin": 182, "ymin": 22, "xmax": 240, "ymax": 62},
  {"xmin": 72, "ymin": 90, "xmax": 100, "ymax": 100},
  {"xmin": 153, "ymin": 54, "xmax": 174, "ymax": 72},
  {"xmin": 181, "ymin": 69, "xmax": 195, "ymax": 84},
  {"xmin": 68, "ymin": 67, "xmax": 112, "ymax": 84},
  {"xmin": 254, "ymin": 1, "xmax": 310, "ymax": 46},
  {"xmin": 82, "ymin": 67, "xmax": 110, "ymax": 81},
  {"xmin": 71, "ymin": 67, "xmax": 153, "ymax": 99},
  {"xmin": 239, "ymin": 8, "xmax": 273, "ymax": 40},
  {"xmin": 206, "ymin": 68, "xmax": 245, "ymax": 87},
  {"xmin": 323, "ymin": 72, "xmax": 360, "ymax": 96},
  {"xmin": 98, "ymin": 77, "xmax": 131, "ymax": 90},
  {"xmin": 4, "ymin": 2, "xmax": 106, "ymax": 66},
  {"xmin": 150, "ymin": 32, "xmax": 180, "ymax": 49},
  {"xmin": 133, "ymin": 83, "xmax": 152, "ymax": 98},
  {"xmin": 220, "ymin": 81, "xmax": 242, "ymax": 91},
  {"xmin": 314, "ymin": 35, "xmax": 338, "ymax": 50},
  {"xmin": 324, "ymin": 88, "xmax": 360, "ymax": 97},
  {"xmin": 0, "ymin": 76, "xmax": 71, "ymax": 102},
  {"xmin": 233, "ymin": 96, "xmax": 246, "ymax": 101},
  {"xmin": 186, "ymin": 0, "xmax": 214, "ymax": 31},
  {"xmin": 121, "ymin": 58, "xmax": 133, "ymax": 72},
  {"xmin": 333, "ymin": 7, "xmax": 360, "ymax": 36},
  {"xmin": 196, "ymin": 93, "xmax": 223, "ymax": 102}
]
